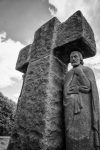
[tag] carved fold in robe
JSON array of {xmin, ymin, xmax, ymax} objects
[{"xmin": 64, "ymin": 65, "xmax": 100, "ymax": 150}]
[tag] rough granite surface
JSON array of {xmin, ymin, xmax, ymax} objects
[
  {"xmin": 16, "ymin": 44, "xmax": 32, "ymax": 73},
  {"xmin": 7, "ymin": 56, "xmax": 66, "ymax": 150},
  {"xmin": 30, "ymin": 17, "xmax": 61, "ymax": 62},
  {"xmin": 54, "ymin": 10, "xmax": 96, "ymax": 64},
  {"xmin": 16, "ymin": 11, "xmax": 96, "ymax": 71},
  {"xmin": 7, "ymin": 10, "xmax": 98, "ymax": 150}
]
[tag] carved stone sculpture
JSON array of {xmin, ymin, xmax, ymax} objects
[
  {"xmin": 63, "ymin": 51, "xmax": 100, "ymax": 150},
  {"xmin": 7, "ymin": 11, "xmax": 99, "ymax": 150}
]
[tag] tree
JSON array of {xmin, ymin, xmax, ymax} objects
[{"xmin": 0, "ymin": 92, "xmax": 16, "ymax": 136}]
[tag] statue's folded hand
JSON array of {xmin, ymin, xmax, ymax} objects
[
  {"xmin": 74, "ymin": 67, "xmax": 84, "ymax": 76},
  {"xmin": 67, "ymin": 86, "xmax": 79, "ymax": 94}
]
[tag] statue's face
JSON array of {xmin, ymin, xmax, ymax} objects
[{"xmin": 70, "ymin": 51, "xmax": 80, "ymax": 67}]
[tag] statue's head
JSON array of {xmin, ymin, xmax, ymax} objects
[{"xmin": 70, "ymin": 51, "xmax": 84, "ymax": 67}]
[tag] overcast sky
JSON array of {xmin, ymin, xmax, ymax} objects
[{"xmin": 0, "ymin": 0, "xmax": 100, "ymax": 102}]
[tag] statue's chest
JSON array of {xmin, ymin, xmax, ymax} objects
[{"xmin": 70, "ymin": 74, "xmax": 80, "ymax": 86}]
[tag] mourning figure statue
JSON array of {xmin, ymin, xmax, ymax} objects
[{"xmin": 63, "ymin": 51, "xmax": 100, "ymax": 150}]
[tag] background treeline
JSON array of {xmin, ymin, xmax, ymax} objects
[{"xmin": 0, "ymin": 92, "xmax": 16, "ymax": 136}]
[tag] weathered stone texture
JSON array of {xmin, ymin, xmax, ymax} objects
[
  {"xmin": 42, "ymin": 56, "xmax": 66, "ymax": 150},
  {"xmin": 54, "ymin": 11, "xmax": 96, "ymax": 64},
  {"xmin": 30, "ymin": 17, "xmax": 61, "ymax": 62},
  {"xmin": 64, "ymin": 93, "xmax": 94, "ymax": 150},
  {"xmin": 7, "ymin": 10, "xmax": 98, "ymax": 150},
  {"xmin": 7, "ymin": 55, "xmax": 66, "ymax": 150},
  {"xmin": 16, "ymin": 44, "xmax": 32, "ymax": 73}
]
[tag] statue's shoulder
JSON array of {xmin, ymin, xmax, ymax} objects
[
  {"xmin": 82, "ymin": 65, "xmax": 95, "ymax": 79},
  {"xmin": 82, "ymin": 65, "xmax": 93, "ymax": 72}
]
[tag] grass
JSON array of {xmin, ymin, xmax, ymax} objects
[{"xmin": 0, "ymin": 136, "xmax": 10, "ymax": 150}]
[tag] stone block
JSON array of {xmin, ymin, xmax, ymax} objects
[
  {"xmin": 16, "ymin": 44, "xmax": 32, "ymax": 73},
  {"xmin": 54, "ymin": 10, "xmax": 96, "ymax": 64},
  {"xmin": 30, "ymin": 17, "xmax": 61, "ymax": 62},
  {"xmin": 7, "ymin": 55, "xmax": 66, "ymax": 150}
]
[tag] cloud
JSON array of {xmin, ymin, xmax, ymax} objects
[
  {"xmin": 84, "ymin": 38, "xmax": 100, "ymax": 70},
  {"xmin": 0, "ymin": 32, "xmax": 25, "ymax": 88},
  {"xmin": 12, "ymin": 93, "xmax": 20, "ymax": 103},
  {"xmin": 48, "ymin": 0, "xmax": 100, "ymax": 22}
]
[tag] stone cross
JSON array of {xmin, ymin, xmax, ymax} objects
[{"xmin": 7, "ymin": 10, "xmax": 96, "ymax": 150}]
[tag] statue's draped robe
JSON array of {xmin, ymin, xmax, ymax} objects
[{"xmin": 64, "ymin": 65, "xmax": 100, "ymax": 150}]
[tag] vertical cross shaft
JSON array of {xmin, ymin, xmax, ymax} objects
[{"xmin": 7, "ymin": 10, "xmax": 96, "ymax": 150}]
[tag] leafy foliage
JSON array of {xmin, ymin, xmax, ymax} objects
[{"xmin": 0, "ymin": 92, "xmax": 16, "ymax": 136}]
